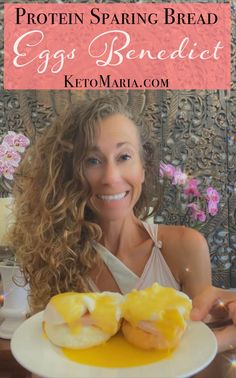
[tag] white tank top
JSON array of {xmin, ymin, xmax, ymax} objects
[{"xmin": 88, "ymin": 222, "xmax": 180, "ymax": 294}]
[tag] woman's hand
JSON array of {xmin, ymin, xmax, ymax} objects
[{"xmin": 191, "ymin": 285, "xmax": 236, "ymax": 353}]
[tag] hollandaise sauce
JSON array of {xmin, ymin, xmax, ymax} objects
[{"xmin": 62, "ymin": 332, "xmax": 173, "ymax": 368}]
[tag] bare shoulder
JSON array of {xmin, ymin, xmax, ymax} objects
[
  {"xmin": 158, "ymin": 224, "xmax": 208, "ymax": 255},
  {"xmin": 157, "ymin": 224, "xmax": 211, "ymax": 297}
]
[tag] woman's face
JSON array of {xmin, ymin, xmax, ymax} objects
[{"xmin": 83, "ymin": 113, "xmax": 145, "ymax": 222}]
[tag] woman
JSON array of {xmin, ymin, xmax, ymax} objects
[{"xmin": 10, "ymin": 95, "xmax": 211, "ymax": 314}]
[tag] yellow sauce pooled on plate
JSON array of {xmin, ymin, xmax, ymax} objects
[{"xmin": 62, "ymin": 332, "xmax": 173, "ymax": 368}]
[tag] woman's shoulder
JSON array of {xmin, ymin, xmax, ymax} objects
[
  {"xmin": 158, "ymin": 224, "xmax": 206, "ymax": 245},
  {"xmin": 157, "ymin": 225, "xmax": 211, "ymax": 296},
  {"xmin": 157, "ymin": 224, "xmax": 209, "ymax": 262}
]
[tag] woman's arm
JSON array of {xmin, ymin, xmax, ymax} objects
[
  {"xmin": 159, "ymin": 225, "xmax": 212, "ymax": 298},
  {"xmin": 177, "ymin": 227, "xmax": 212, "ymax": 297}
]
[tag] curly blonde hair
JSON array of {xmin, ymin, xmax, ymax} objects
[{"xmin": 9, "ymin": 95, "xmax": 161, "ymax": 313}]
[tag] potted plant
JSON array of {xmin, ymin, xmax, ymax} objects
[{"xmin": 0, "ymin": 132, "xmax": 30, "ymax": 339}]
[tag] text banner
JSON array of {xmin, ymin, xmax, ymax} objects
[{"xmin": 4, "ymin": 3, "xmax": 231, "ymax": 90}]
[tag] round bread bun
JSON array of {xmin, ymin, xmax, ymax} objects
[
  {"xmin": 43, "ymin": 321, "xmax": 112, "ymax": 349},
  {"xmin": 43, "ymin": 291, "xmax": 124, "ymax": 349},
  {"xmin": 121, "ymin": 283, "xmax": 192, "ymax": 350},
  {"xmin": 122, "ymin": 319, "xmax": 186, "ymax": 350}
]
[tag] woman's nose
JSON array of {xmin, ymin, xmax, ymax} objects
[{"xmin": 102, "ymin": 162, "xmax": 121, "ymax": 185}]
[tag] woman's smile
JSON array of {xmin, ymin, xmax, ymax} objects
[{"xmin": 97, "ymin": 191, "xmax": 129, "ymax": 202}]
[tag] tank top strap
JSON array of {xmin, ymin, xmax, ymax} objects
[
  {"xmin": 141, "ymin": 221, "xmax": 162, "ymax": 249},
  {"xmin": 92, "ymin": 240, "xmax": 138, "ymax": 294}
]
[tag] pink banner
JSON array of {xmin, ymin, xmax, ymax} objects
[{"xmin": 4, "ymin": 3, "xmax": 231, "ymax": 90}]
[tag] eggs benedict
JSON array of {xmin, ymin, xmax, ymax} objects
[
  {"xmin": 122, "ymin": 283, "xmax": 192, "ymax": 350},
  {"xmin": 43, "ymin": 291, "xmax": 123, "ymax": 349}
]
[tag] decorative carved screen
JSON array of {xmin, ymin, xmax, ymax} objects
[{"xmin": 0, "ymin": 0, "xmax": 235, "ymax": 288}]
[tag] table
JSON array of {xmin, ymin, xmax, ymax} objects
[{"xmin": 0, "ymin": 338, "xmax": 32, "ymax": 378}]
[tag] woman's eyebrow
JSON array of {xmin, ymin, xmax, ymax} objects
[
  {"xmin": 89, "ymin": 142, "xmax": 133, "ymax": 153},
  {"xmin": 88, "ymin": 146, "xmax": 100, "ymax": 153},
  {"xmin": 116, "ymin": 142, "xmax": 133, "ymax": 148}
]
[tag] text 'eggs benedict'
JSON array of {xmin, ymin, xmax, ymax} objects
[
  {"xmin": 122, "ymin": 283, "xmax": 192, "ymax": 350},
  {"xmin": 43, "ymin": 291, "xmax": 123, "ymax": 349}
]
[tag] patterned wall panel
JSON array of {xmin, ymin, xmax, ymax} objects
[{"xmin": 0, "ymin": 0, "xmax": 235, "ymax": 288}]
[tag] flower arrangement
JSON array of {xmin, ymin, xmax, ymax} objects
[
  {"xmin": 160, "ymin": 162, "xmax": 220, "ymax": 229},
  {"xmin": 0, "ymin": 131, "xmax": 30, "ymax": 192}
]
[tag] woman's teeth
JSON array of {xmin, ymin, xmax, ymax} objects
[{"xmin": 98, "ymin": 192, "xmax": 127, "ymax": 201}]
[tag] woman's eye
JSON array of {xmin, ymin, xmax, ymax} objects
[
  {"xmin": 119, "ymin": 154, "xmax": 131, "ymax": 161},
  {"xmin": 85, "ymin": 157, "xmax": 101, "ymax": 166}
]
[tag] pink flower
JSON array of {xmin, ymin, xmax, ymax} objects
[
  {"xmin": 158, "ymin": 161, "xmax": 220, "ymax": 227},
  {"xmin": 208, "ymin": 200, "xmax": 219, "ymax": 216},
  {"xmin": 187, "ymin": 203, "xmax": 206, "ymax": 222},
  {"xmin": 172, "ymin": 168, "xmax": 188, "ymax": 186},
  {"xmin": 0, "ymin": 142, "xmax": 21, "ymax": 167},
  {"xmin": 206, "ymin": 187, "xmax": 220, "ymax": 203},
  {"xmin": 160, "ymin": 162, "xmax": 176, "ymax": 178},
  {"xmin": 3, "ymin": 131, "xmax": 30, "ymax": 153},
  {"xmin": 184, "ymin": 178, "xmax": 200, "ymax": 197},
  {"xmin": 0, "ymin": 161, "xmax": 15, "ymax": 180},
  {"xmin": 187, "ymin": 203, "xmax": 199, "ymax": 212},
  {"xmin": 195, "ymin": 210, "xmax": 206, "ymax": 222}
]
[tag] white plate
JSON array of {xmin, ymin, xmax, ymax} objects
[{"xmin": 11, "ymin": 312, "xmax": 217, "ymax": 378}]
